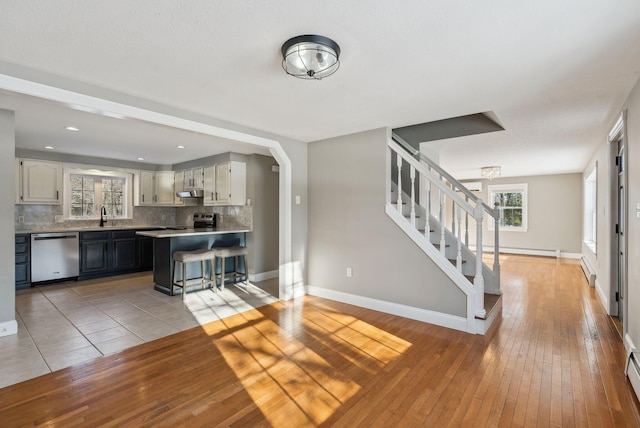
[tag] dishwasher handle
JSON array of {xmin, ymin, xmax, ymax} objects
[{"xmin": 33, "ymin": 234, "xmax": 78, "ymax": 240}]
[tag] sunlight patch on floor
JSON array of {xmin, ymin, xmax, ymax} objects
[{"xmin": 207, "ymin": 299, "xmax": 412, "ymax": 426}]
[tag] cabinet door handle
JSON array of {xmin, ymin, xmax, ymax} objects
[
  {"xmin": 142, "ymin": 194, "xmax": 145, "ymax": 202},
  {"xmin": 56, "ymin": 190, "xmax": 59, "ymax": 200}
]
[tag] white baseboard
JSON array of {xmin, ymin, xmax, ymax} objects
[
  {"xmin": 249, "ymin": 270, "xmax": 278, "ymax": 282},
  {"xmin": 306, "ymin": 285, "xmax": 468, "ymax": 333},
  {"xmin": 0, "ymin": 319, "xmax": 18, "ymax": 338},
  {"xmin": 580, "ymin": 257, "xmax": 596, "ymax": 286},
  {"xmin": 595, "ymin": 279, "xmax": 609, "ymax": 313},
  {"xmin": 472, "ymin": 246, "xmax": 580, "ymax": 259},
  {"xmin": 625, "ymin": 333, "xmax": 636, "ymax": 355}
]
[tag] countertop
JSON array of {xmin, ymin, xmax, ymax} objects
[
  {"xmin": 15, "ymin": 226, "xmax": 163, "ymax": 235},
  {"xmin": 136, "ymin": 226, "xmax": 251, "ymax": 238}
]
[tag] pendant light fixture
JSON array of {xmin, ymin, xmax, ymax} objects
[{"xmin": 281, "ymin": 35, "xmax": 341, "ymax": 80}]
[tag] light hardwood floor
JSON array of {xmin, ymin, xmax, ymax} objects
[{"xmin": 0, "ymin": 255, "xmax": 638, "ymax": 427}]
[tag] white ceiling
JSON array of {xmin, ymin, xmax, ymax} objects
[{"xmin": 1, "ymin": 1, "xmax": 640, "ymax": 177}]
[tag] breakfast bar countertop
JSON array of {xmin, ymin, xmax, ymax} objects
[{"xmin": 136, "ymin": 226, "xmax": 252, "ymax": 239}]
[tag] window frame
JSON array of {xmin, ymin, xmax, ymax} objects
[
  {"xmin": 488, "ymin": 183, "xmax": 528, "ymax": 232},
  {"xmin": 583, "ymin": 166, "xmax": 597, "ymax": 254},
  {"xmin": 63, "ymin": 167, "xmax": 133, "ymax": 220}
]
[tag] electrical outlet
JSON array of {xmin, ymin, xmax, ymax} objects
[
  {"xmin": 18, "ymin": 216, "xmax": 24, "ymax": 223},
  {"xmin": 346, "ymin": 267, "xmax": 352, "ymax": 277},
  {"xmin": 161, "ymin": 214, "xmax": 166, "ymax": 220},
  {"xmin": 54, "ymin": 215, "xmax": 63, "ymax": 223},
  {"xmin": 219, "ymin": 214, "xmax": 223, "ymax": 224}
]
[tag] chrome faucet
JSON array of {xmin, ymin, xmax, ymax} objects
[{"xmin": 100, "ymin": 205, "xmax": 107, "ymax": 227}]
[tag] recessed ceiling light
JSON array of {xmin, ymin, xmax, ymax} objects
[
  {"xmin": 44, "ymin": 145, "xmax": 54, "ymax": 150},
  {"xmin": 176, "ymin": 145, "xmax": 185, "ymax": 149},
  {"xmin": 65, "ymin": 126, "xmax": 79, "ymax": 131},
  {"xmin": 137, "ymin": 157, "xmax": 144, "ymax": 161}
]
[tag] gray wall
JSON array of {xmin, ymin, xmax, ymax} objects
[
  {"xmin": 246, "ymin": 154, "xmax": 279, "ymax": 276},
  {"xmin": 622, "ymin": 77, "xmax": 640, "ymax": 351},
  {"xmin": 0, "ymin": 109, "xmax": 15, "ymax": 327},
  {"xmin": 465, "ymin": 173, "xmax": 582, "ymax": 253},
  {"xmin": 308, "ymin": 128, "xmax": 466, "ymax": 317}
]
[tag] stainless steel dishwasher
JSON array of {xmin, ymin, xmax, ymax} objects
[{"xmin": 31, "ymin": 232, "xmax": 79, "ymax": 282}]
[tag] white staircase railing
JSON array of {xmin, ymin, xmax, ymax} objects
[{"xmin": 387, "ymin": 133, "xmax": 501, "ymax": 324}]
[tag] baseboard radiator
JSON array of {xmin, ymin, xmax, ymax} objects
[
  {"xmin": 626, "ymin": 351, "xmax": 640, "ymax": 402},
  {"xmin": 580, "ymin": 257, "xmax": 596, "ymax": 286}
]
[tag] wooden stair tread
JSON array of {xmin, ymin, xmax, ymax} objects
[
  {"xmin": 448, "ymin": 259, "xmax": 467, "ymax": 266},
  {"xmin": 475, "ymin": 293, "xmax": 502, "ymax": 320}
]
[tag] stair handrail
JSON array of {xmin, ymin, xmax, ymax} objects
[{"xmin": 391, "ymin": 132, "xmax": 499, "ymax": 218}]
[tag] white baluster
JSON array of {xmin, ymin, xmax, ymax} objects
[
  {"xmin": 439, "ymin": 190, "xmax": 446, "ymax": 256},
  {"xmin": 410, "ymin": 165, "xmax": 416, "ymax": 227},
  {"xmin": 456, "ymin": 205, "xmax": 462, "ymax": 273},
  {"xmin": 396, "ymin": 154, "xmax": 403, "ymax": 212},
  {"xmin": 465, "ymin": 197, "xmax": 469, "ymax": 246},
  {"xmin": 451, "ymin": 199, "xmax": 455, "ymax": 232},
  {"xmin": 425, "ymin": 179, "xmax": 431, "ymax": 240}
]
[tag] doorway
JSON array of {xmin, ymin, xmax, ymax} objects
[{"xmin": 610, "ymin": 114, "xmax": 627, "ymax": 331}]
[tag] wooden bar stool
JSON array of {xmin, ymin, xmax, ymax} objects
[
  {"xmin": 211, "ymin": 246, "xmax": 248, "ymax": 291},
  {"xmin": 172, "ymin": 249, "xmax": 216, "ymax": 300}
]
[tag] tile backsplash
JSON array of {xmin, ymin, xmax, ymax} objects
[{"xmin": 15, "ymin": 203, "xmax": 252, "ymax": 232}]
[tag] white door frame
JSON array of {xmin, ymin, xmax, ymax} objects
[{"xmin": 608, "ymin": 112, "xmax": 628, "ymax": 331}]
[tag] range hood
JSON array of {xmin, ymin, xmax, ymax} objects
[{"xmin": 176, "ymin": 189, "xmax": 204, "ymax": 198}]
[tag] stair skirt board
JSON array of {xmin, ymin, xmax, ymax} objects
[
  {"xmin": 306, "ymin": 285, "xmax": 472, "ymax": 334},
  {"xmin": 625, "ymin": 334, "xmax": 640, "ymax": 403}
]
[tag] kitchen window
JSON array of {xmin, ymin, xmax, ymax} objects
[
  {"xmin": 488, "ymin": 183, "xmax": 528, "ymax": 231},
  {"xmin": 64, "ymin": 168, "xmax": 132, "ymax": 219}
]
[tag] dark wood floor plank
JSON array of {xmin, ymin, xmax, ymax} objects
[{"xmin": 0, "ymin": 255, "xmax": 639, "ymax": 427}]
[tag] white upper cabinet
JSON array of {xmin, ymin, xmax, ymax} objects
[
  {"xmin": 174, "ymin": 170, "xmax": 184, "ymax": 205},
  {"xmin": 19, "ymin": 159, "xmax": 63, "ymax": 204},
  {"xmin": 154, "ymin": 171, "xmax": 175, "ymax": 205},
  {"xmin": 136, "ymin": 170, "xmax": 175, "ymax": 206},
  {"xmin": 183, "ymin": 167, "xmax": 204, "ymax": 190},
  {"xmin": 213, "ymin": 161, "xmax": 246, "ymax": 205},
  {"xmin": 203, "ymin": 166, "xmax": 215, "ymax": 206},
  {"xmin": 14, "ymin": 158, "xmax": 20, "ymax": 204}
]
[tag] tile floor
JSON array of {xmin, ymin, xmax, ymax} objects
[{"xmin": 0, "ymin": 272, "xmax": 279, "ymax": 389}]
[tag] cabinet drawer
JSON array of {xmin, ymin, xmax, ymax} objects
[
  {"xmin": 15, "ymin": 254, "xmax": 29, "ymax": 264},
  {"xmin": 15, "ymin": 243, "xmax": 29, "ymax": 254},
  {"xmin": 80, "ymin": 231, "xmax": 110, "ymax": 241},
  {"xmin": 15, "ymin": 234, "xmax": 29, "ymax": 245},
  {"xmin": 112, "ymin": 230, "xmax": 137, "ymax": 239}
]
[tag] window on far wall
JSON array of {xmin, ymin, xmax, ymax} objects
[
  {"xmin": 488, "ymin": 183, "xmax": 528, "ymax": 231},
  {"xmin": 65, "ymin": 169, "xmax": 132, "ymax": 219},
  {"xmin": 583, "ymin": 166, "xmax": 597, "ymax": 253}
]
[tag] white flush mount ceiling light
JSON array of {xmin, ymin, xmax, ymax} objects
[
  {"xmin": 65, "ymin": 126, "xmax": 79, "ymax": 131},
  {"xmin": 281, "ymin": 35, "xmax": 340, "ymax": 80},
  {"xmin": 481, "ymin": 166, "xmax": 501, "ymax": 180}
]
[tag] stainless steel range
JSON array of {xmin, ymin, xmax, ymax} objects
[{"xmin": 193, "ymin": 213, "xmax": 217, "ymax": 229}]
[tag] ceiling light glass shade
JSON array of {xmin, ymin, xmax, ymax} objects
[
  {"xmin": 481, "ymin": 166, "xmax": 501, "ymax": 180},
  {"xmin": 281, "ymin": 35, "xmax": 340, "ymax": 80}
]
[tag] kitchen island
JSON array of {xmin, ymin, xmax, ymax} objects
[{"xmin": 137, "ymin": 227, "xmax": 251, "ymax": 296}]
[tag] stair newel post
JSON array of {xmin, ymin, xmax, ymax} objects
[
  {"xmin": 439, "ymin": 190, "xmax": 446, "ymax": 257},
  {"xmin": 396, "ymin": 154, "xmax": 403, "ymax": 213},
  {"xmin": 410, "ymin": 165, "xmax": 416, "ymax": 227},
  {"xmin": 474, "ymin": 204, "xmax": 486, "ymax": 318},
  {"xmin": 493, "ymin": 214, "xmax": 501, "ymax": 294},
  {"xmin": 456, "ymin": 205, "xmax": 462, "ymax": 273}
]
